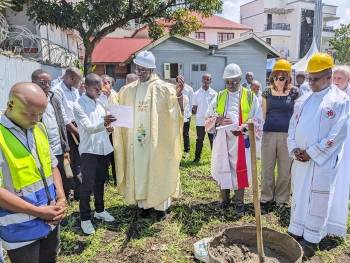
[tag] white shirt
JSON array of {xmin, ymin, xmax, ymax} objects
[
  {"xmin": 51, "ymin": 81, "xmax": 80, "ymax": 125},
  {"xmin": 193, "ymin": 87, "xmax": 217, "ymax": 126},
  {"xmin": 41, "ymin": 97, "xmax": 62, "ymax": 155},
  {"xmin": 182, "ymin": 84, "xmax": 194, "ymax": 122},
  {"xmin": 73, "ymin": 94, "xmax": 113, "ymax": 156}
]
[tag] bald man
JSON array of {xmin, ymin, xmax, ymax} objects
[
  {"xmin": 51, "ymin": 66, "xmax": 83, "ymax": 201},
  {"xmin": 192, "ymin": 73, "xmax": 217, "ymax": 163},
  {"xmin": 0, "ymin": 82, "xmax": 67, "ymax": 263},
  {"xmin": 126, "ymin": 73, "xmax": 139, "ymax": 85}
]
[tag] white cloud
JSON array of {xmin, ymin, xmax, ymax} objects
[{"xmin": 219, "ymin": 0, "xmax": 350, "ymax": 28}]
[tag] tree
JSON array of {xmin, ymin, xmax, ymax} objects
[
  {"xmin": 11, "ymin": 0, "xmax": 223, "ymax": 75},
  {"xmin": 0, "ymin": 0, "xmax": 13, "ymax": 10},
  {"xmin": 329, "ymin": 23, "xmax": 350, "ymax": 64}
]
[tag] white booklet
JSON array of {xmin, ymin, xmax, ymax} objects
[
  {"xmin": 216, "ymin": 123, "xmax": 238, "ymax": 131},
  {"xmin": 109, "ymin": 105, "xmax": 133, "ymax": 128}
]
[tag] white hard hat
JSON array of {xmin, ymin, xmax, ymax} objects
[
  {"xmin": 133, "ymin": 50, "xmax": 156, "ymax": 69},
  {"xmin": 223, "ymin": 63, "xmax": 242, "ymax": 79}
]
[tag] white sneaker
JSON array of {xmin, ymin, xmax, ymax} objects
[
  {"xmin": 94, "ymin": 210, "xmax": 115, "ymax": 222},
  {"xmin": 81, "ymin": 220, "xmax": 95, "ymax": 235}
]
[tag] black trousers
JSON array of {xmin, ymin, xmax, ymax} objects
[
  {"xmin": 106, "ymin": 134, "xmax": 116, "ymax": 184},
  {"xmin": 7, "ymin": 226, "xmax": 60, "ymax": 263},
  {"xmin": 195, "ymin": 126, "xmax": 213, "ymax": 159},
  {"xmin": 183, "ymin": 119, "xmax": 191, "ymax": 153},
  {"xmin": 56, "ymin": 154, "xmax": 72, "ymax": 200},
  {"xmin": 80, "ymin": 153, "xmax": 109, "ymax": 221},
  {"xmin": 67, "ymin": 131, "xmax": 81, "ymax": 200}
]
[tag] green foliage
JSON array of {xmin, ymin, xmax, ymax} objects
[
  {"xmin": 0, "ymin": 0, "xmax": 13, "ymax": 10},
  {"xmin": 329, "ymin": 23, "xmax": 350, "ymax": 64},
  {"xmin": 10, "ymin": 0, "xmax": 223, "ymax": 74},
  {"xmin": 74, "ymin": 59, "xmax": 95, "ymax": 75}
]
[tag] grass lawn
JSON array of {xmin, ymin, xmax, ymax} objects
[{"xmin": 55, "ymin": 118, "xmax": 350, "ymax": 263}]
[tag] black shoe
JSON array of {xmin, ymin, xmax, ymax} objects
[
  {"xmin": 287, "ymin": 232, "xmax": 302, "ymax": 242},
  {"xmin": 300, "ymin": 238, "xmax": 318, "ymax": 258},
  {"xmin": 234, "ymin": 204, "xmax": 245, "ymax": 214},
  {"xmin": 156, "ymin": 210, "xmax": 167, "ymax": 222},
  {"xmin": 136, "ymin": 208, "xmax": 150, "ymax": 220},
  {"xmin": 193, "ymin": 158, "xmax": 200, "ymax": 163},
  {"xmin": 215, "ymin": 202, "xmax": 229, "ymax": 210},
  {"xmin": 60, "ymin": 217, "xmax": 68, "ymax": 227}
]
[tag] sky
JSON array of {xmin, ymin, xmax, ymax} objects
[{"xmin": 220, "ymin": 0, "xmax": 350, "ymax": 28}]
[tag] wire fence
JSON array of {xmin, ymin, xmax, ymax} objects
[{"xmin": 0, "ymin": 14, "xmax": 78, "ymax": 68}]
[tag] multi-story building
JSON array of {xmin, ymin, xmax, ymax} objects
[
  {"xmin": 5, "ymin": 7, "xmax": 83, "ymax": 67},
  {"xmin": 240, "ymin": 0, "xmax": 339, "ymax": 63}
]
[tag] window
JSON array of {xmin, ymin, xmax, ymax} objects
[
  {"xmin": 217, "ymin": 33, "xmax": 234, "ymax": 44},
  {"xmin": 266, "ymin": 38, "xmax": 271, "ymax": 45},
  {"xmin": 195, "ymin": 32, "xmax": 205, "ymax": 40}
]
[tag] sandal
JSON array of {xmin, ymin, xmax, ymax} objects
[
  {"xmin": 276, "ymin": 203, "xmax": 285, "ymax": 208},
  {"xmin": 260, "ymin": 199, "xmax": 271, "ymax": 206}
]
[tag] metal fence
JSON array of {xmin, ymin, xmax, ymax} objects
[{"xmin": 265, "ymin": 23, "xmax": 291, "ymax": 31}]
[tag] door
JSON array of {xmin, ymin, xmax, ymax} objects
[
  {"xmin": 267, "ymin": 14, "xmax": 272, "ymax": 30},
  {"xmin": 190, "ymin": 63, "xmax": 207, "ymax": 91}
]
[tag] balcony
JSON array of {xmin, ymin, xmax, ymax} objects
[
  {"xmin": 265, "ymin": 23, "xmax": 291, "ymax": 31},
  {"xmin": 323, "ymin": 25, "xmax": 334, "ymax": 32}
]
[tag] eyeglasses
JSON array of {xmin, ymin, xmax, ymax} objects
[
  {"xmin": 37, "ymin": 80, "xmax": 52, "ymax": 86},
  {"xmin": 272, "ymin": 77, "xmax": 286, "ymax": 82},
  {"xmin": 135, "ymin": 69, "xmax": 150, "ymax": 74},
  {"xmin": 225, "ymin": 80, "xmax": 240, "ymax": 86},
  {"xmin": 307, "ymin": 73, "xmax": 330, "ymax": 83}
]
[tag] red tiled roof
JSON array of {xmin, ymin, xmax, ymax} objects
[
  {"xmin": 132, "ymin": 12, "xmax": 250, "ymax": 37},
  {"xmin": 92, "ymin": 38, "xmax": 152, "ymax": 63}
]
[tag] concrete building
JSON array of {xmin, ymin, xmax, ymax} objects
[
  {"xmin": 131, "ymin": 12, "xmax": 252, "ymax": 45},
  {"xmin": 5, "ymin": 7, "xmax": 83, "ymax": 67},
  {"xmin": 240, "ymin": 0, "xmax": 339, "ymax": 63}
]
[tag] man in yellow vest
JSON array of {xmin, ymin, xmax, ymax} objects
[
  {"xmin": 0, "ymin": 82, "xmax": 67, "ymax": 262},
  {"xmin": 205, "ymin": 63, "xmax": 263, "ymax": 213}
]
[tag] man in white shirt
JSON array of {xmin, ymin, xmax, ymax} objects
[
  {"xmin": 181, "ymin": 78, "xmax": 194, "ymax": 157},
  {"xmin": 242, "ymin": 72, "xmax": 254, "ymax": 89},
  {"xmin": 51, "ymin": 67, "xmax": 83, "ymax": 201},
  {"xmin": 192, "ymin": 73, "xmax": 217, "ymax": 163},
  {"xmin": 73, "ymin": 74, "xmax": 116, "ymax": 235}
]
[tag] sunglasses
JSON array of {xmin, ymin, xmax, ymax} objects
[
  {"xmin": 272, "ymin": 76, "xmax": 286, "ymax": 82},
  {"xmin": 307, "ymin": 73, "xmax": 330, "ymax": 83},
  {"xmin": 135, "ymin": 69, "xmax": 150, "ymax": 74},
  {"xmin": 225, "ymin": 80, "xmax": 240, "ymax": 86},
  {"xmin": 37, "ymin": 80, "xmax": 52, "ymax": 86}
]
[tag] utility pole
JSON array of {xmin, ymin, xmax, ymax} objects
[{"xmin": 314, "ymin": 0, "xmax": 323, "ymax": 51}]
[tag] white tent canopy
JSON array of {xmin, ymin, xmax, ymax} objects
[{"xmin": 292, "ymin": 38, "xmax": 319, "ymax": 73}]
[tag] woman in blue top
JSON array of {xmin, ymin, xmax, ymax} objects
[{"xmin": 260, "ymin": 60, "xmax": 300, "ymax": 208}]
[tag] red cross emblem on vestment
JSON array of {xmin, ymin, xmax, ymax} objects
[
  {"xmin": 326, "ymin": 140, "xmax": 333, "ymax": 148},
  {"xmin": 326, "ymin": 109, "xmax": 335, "ymax": 119}
]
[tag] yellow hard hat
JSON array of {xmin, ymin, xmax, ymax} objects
[
  {"xmin": 272, "ymin": 59, "xmax": 292, "ymax": 72},
  {"xmin": 306, "ymin": 53, "xmax": 334, "ymax": 73}
]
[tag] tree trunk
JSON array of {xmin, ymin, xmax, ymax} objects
[{"xmin": 84, "ymin": 45, "xmax": 93, "ymax": 77}]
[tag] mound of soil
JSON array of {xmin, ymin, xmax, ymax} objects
[{"xmin": 210, "ymin": 242, "xmax": 290, "ymax": 263}]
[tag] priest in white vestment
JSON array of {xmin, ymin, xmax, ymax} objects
[
  {"xmin": 205, "ymin": 63, "xmax": 263, "ymax": 214},
  {"xmin": 112, "ymin": 51, "xmax": 186, "ymax": 222},
  {"xmin": 328, "ymin": 66, "xmax": 350, "ymax": 237},
  {"xmin": 287, "ymin": 53, "xmax": 350, "ymax": 258}
]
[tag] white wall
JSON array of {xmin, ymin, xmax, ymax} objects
[
  {"xmin": 0, "ymin": 55, "xmax": 65, "ymax": 109},
  {"xmin": 188, "ymin": 29, "xmax": 250, "ymax": 45}
]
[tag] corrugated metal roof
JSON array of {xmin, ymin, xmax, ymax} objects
[{"xmin": 92, "ymin": 38, "xmax": 152, "ymax": 63}]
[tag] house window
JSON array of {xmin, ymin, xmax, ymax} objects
[
  {"xmin": 217, "ymin": 33, "xmax": 234, "ymax": 44},
  {"xmin": 195, "ymin": 32, "xmax": 205, "ymax": 40},
  {"xmin": 266, "ymin": 38, "xmax": 271, "ymax": 45}
]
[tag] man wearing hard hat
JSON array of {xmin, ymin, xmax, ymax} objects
[
  {"xmin": 287, "ymin": 53, "xmax": 350, "ymax": 258},
  {"xmin": 111, "ymin": 51, "xmax": 186, "ymax": 222},
  {"xmin": 205, "ymin": 63, "xmax": 263, "ymax": 214}
]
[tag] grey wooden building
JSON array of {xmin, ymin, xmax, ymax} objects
[{"xmin": 121, "ymin": 34, "xmax": 281, "ymax": 92}]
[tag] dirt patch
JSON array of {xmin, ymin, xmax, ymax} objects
[{"xmin": 210, "ymin": 242, "xmax": 290, "ymax": 263}]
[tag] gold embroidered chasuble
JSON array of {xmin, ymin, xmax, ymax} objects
[{"xmin": 112, "ymin": 74, "xmax": 185, "ymax": 208}]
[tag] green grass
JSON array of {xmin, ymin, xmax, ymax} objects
[{"xmin": 50, "ymin": 117, "xmax": 350, "ymax": 262}]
